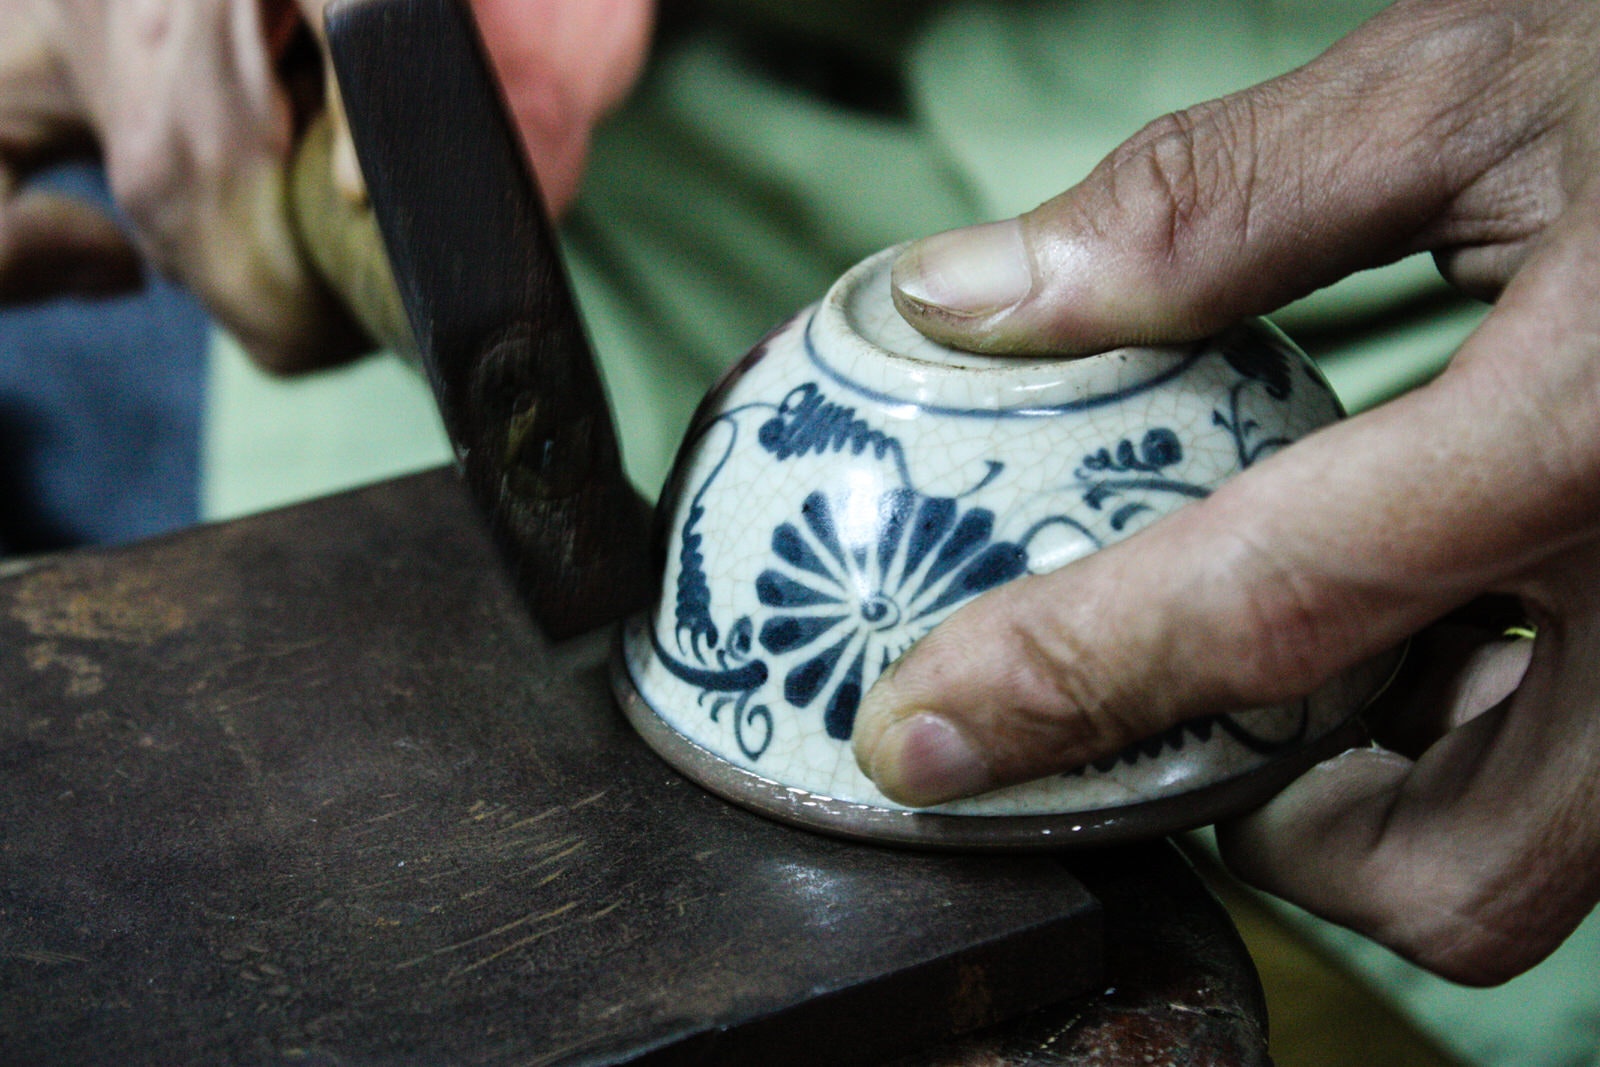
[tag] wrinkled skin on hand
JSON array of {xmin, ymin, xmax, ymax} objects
[
  {"xmin": 0, "ymin": 0, "xmax": 652, "ymax": 371},
  {"xmin": 854, "ymin": 0, "xmax": 1600, "ymax": 986}
]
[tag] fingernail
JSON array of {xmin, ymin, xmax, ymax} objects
[
  {"xmin": 892, "ymin": 219, "xmax": 1034, "ymax": 318},
  {"xmin": 866, "ymin": 713, "xmax": 993, "ymax": 806}
]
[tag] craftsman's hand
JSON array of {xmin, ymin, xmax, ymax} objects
[
  {"xmin": 0, "ymin": 0, "xmax": 651, "ymax": 371},
  {"xmin": 1, "ymin": 0, "xmax": 351, "ymax": 369},
  {"xmin": 853, "ymin": 0, "xmax": 1600, "ymax": 985}
]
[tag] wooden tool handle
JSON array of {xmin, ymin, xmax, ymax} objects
[{"xmin": 287, "ymin": 109, "xmax": 414, "ymax": 357}]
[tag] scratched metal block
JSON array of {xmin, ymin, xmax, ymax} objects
[{"xmin": 0, "ymin": 470, "xmax": 1103, "ymax": 1067}]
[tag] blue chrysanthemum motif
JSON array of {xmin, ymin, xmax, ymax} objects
[{"xmin": 754, "ymin": 488, "xmax": 1028, "ymax": 741}]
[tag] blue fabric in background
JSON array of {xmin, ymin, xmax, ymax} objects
[{"xmin": 0, "ymin": 165, "xmax": 209, "ymax": 554}]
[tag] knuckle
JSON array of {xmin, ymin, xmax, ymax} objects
[
  {"xmin": 987, "ymin": 580, "xmax": 1166, "ymax": 774},
  {"xmin": 1104, "ymin": 99, "xmax": 1265, "ymax": 280},
  {"xmin": 1117, "ymin": 111, "xmax": 1205, "ymax": 252},
  {"xmin": 906, "ymin": 582, "xmax": 1148, "ymax": 776},
  {"xmin": 1008, "ymin": 614, "xmax": 1142, "ymax": 759},
  {"xmin": 1228, "ymin": 580, "xmax": 1327, "ymax": 701},
  {"xmin": 1198, "ymin": 526, "xmax": 1343, "ymax": 706}
]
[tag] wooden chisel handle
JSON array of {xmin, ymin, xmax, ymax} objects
[{"xmin": 288, "ymin": 109, "xmax": 412, "ymax": 358}]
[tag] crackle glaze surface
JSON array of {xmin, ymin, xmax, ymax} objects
[{"xmin": 622, "ymin": 247, "xmax": 1385, "ymax": 820}]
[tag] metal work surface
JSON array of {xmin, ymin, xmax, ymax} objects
[{"xmin": 0, "ymin": 470, "xmax": 1267, "ymax": 1066}]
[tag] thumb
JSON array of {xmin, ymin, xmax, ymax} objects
[
  {"xmin": 0, "ymin": 187, "xmax": 142, "ymax": 302},
  {"xmin": 0, "ymin": 5, "xmax": 142, "ymax": 302},
  {"xmin": 890, "ymin": 0, "xmax": 1555, "ymax": 355}
]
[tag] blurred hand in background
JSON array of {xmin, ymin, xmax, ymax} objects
[{"xmin": 0, "ymin": 0, "xmax": 653, "ymax": 371}]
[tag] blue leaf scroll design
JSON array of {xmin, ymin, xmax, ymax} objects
[
  {"xmin": 651, "ymin": 413, "xmax": 776, "ymax": 759},
  {"xmin": 1080, "ymin": 427, "xmax": 1184, "ymax": 474},
  {"xmin": 1064, "ymin": 698, "xmax": 1312, "ymax": 776},
  {"xmin": 1072, "ymin": 428, "xmax": 1209, "ymax": 531},
  {"xmin": 756, "ymin": 488, "xmax": 1029, "ymax": 741},
  {"xmin": 668, "ymin": 419, "xmax": 735, "ymax": 661},
  {"xmin": 1070, "ymin": 342, "xmax": 1308, "ymax": 532},
  {"xmin": 648, "ymin": 620, "xmax": 773, "ymax": 761},
  {"xmin": 757, "ymin": 383, "xmax": 914, "ymax": 486},
  {"xmin": 1213, "ymin": 379, "xmax": 1294, "ymax": 469},
  {"xmin": 1214, "ymin": 334, "xmax": 1298, "ymax": 468}
]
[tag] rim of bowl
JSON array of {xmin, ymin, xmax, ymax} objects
[{"xmin": 610, "ymin": 639, "xmax": 1386, "ymax": 852}]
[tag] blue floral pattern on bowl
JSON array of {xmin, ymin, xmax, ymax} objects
[{"xmin": 758, "ymin": 487, "xmax": 1029, "ymax": 743}]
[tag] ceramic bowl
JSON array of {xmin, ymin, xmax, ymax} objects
[{"xmin": 613, "ymin": 245, "xmax": 1398, "ymax": 849}]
